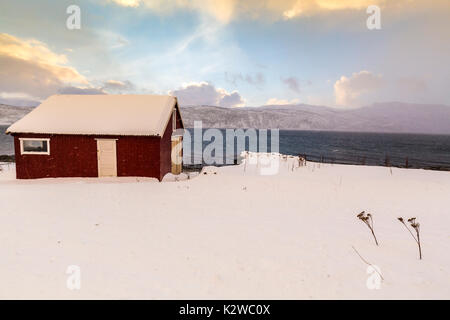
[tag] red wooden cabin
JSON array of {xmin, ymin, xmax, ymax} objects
[{"xmin": 6, "ymin": 95, "xmax": 184, "ymax": 180}]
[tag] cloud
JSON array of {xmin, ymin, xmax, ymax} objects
[
  {"xmin": 0, "ymin": 34, "xmax": 139, "ymax": 106},
  {"xmin": 334, "ymin": 70, "xmax": 384, "ymax": 107},
  {"xmin": 0, "ymin": 33, "xmax": 87, "ymax": 103},
  {"xmin": 107, "ymin": 0, "xmax": 431, "ymax": 23},
  {"xmin": 58, "ymin": 80, "xmax": 137, "ymax": 95},
  {"xmin": 110, "ymin": 0, "xmax": 141, "ymax": 7},
  {"xmin": 170, "ymin": 82, "xmax": 245, "ymax": 107},
  {"xmin": 265, "ymin": 98, "xmax": 300, "ymax": 105},
  {"xmin": 102, "ymin": 80, "xmax": 135, "ymax": 92},
  {"xmin": 58, "ymin": 86, "xmax": 106, "ymax": 95},
  {"xmin": 110, "ymin": 0, "xmax": 235, "ymax": 23},
  {"xmin": 96, "ymin": 30, "xmax": 130, "ymax": 49},
  {"xmin": 282, "ymin": 77, "xmax": 301, "ymax": 93},
  {"xmin": 0, "ymin": 33, "xmax": 67, "ymax": 65},
  {"xmin": 282, "ymin": 0, "xmax": 385, "ymax": 19},
  {"xmin": 225, "ymin": 72, "xmax": 265, "ymax": 86},
  {"xmin": 0, "ymin": 92, "xmax": 41, "ymax": 107},
  {"xmin": 219, "ymin": 91, "xmax": 245, "ymax": 107}
]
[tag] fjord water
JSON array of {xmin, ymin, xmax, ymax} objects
[
  {"xmin": 184, "ymin": 129, "xmax": 450, "ymax": 170},
  {"xmin": 1, "ymin": 126, "xmax": 450, "ymax": 170}
]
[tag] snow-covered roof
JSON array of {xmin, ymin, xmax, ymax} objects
[{"xmin": 6, "ymin": 94, "xmax": 181, "ymax": 136}]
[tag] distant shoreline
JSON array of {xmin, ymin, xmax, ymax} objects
[
  {"xmin": 0, "ymin": 155, "xmax": 14, "ymax": 162},
  {"xmin": 2, "ymin": 153, "xmax": 450, "ymax": 172},
  {"xmin": 183, "ymin": 128, "xmax": 450, "ymax": 136},
  {"xmin": 2, "ymin": 128, "xmax": 450, "ymax": 171}
]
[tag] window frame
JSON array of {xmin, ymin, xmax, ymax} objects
[
  {"xmin": 19, "ymin": 138, "xmax": 50, "ymax": 155},
  {"xmin": 172, "ymin": 108, "xmax": 176, "ymax": 132}
]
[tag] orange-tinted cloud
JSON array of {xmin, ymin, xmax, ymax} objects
[
  {"xmin": 108, "ymin": 0, "xmax": 448, "ymax": 23},
  {"xmin": 0, "ymin": 33, "xmax": 87, "ymax": 100}
]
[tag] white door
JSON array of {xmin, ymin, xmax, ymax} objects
[{"xmin": 97, "ymin": 139, "xmax": 117, "ymax": 177}]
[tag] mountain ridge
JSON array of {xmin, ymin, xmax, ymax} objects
[
  {"xmin": 1, "ymin": 102, "xmax": 450, "ymax": 135},
  {"xmin": 180, "ymin": 102, "xmax": 450, "ymax": 134}
]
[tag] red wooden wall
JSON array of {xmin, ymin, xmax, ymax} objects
[
  {"xmin": 14, "ymin": 133, "xmax": 99, "ymax": 179},
  {"xmin": 13, "ymin": 133, "xmax": 164, "ymax": 180},
  {"xmin": 12, "ymin": 105, "xmax": 184, "ymax": 180}
]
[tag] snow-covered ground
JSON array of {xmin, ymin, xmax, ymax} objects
[{"xmin": 0, "ymin": 154, "xmax": 449, "ymax": 299}]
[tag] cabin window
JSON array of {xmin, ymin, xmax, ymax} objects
[{"xmin": 19, "ymin": 138, "xmax": 50, "ymax": 155}]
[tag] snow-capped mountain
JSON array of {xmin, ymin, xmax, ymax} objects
[
  {"xmin": 180, "ymin": 102, "xmax": 450, "ymax": 134},
  {"xmin": 0, "ymin": 104, "xmax": 34, "ymax": 126},
  {"xmin": 1, "ymin": 102, "xmax": 450, "ymax": 134}
]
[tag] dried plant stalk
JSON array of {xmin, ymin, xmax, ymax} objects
[
  {"xmin": 398, "ymin": 217, "xmax": 422, "ymax": 260},
  {"xmin": 357, "ymin": 211, "xmax": 379, "ymax": 246},
  {"xmin": 352, "ymin": 246, "xmax": 384, "ymax": 281}
]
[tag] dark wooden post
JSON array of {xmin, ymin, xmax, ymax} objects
[{"xmin": 385, "ymin": 155, "xmax": 390, "ymax": 167}]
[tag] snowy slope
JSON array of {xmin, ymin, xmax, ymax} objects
[
  {"xmin": 2, "ymin": 102, "xmax": 450, "ymax": 134},
  {"xmin": 0, "ymin": 104, "xmax": 33, "ymax": 126},
  {"xmin": 181, "ymin": 103, "xmax": 450, "ymax": 134},
  {"xmin": 0, "ymin": 155, "xmax": 449, "ymax": 299}
]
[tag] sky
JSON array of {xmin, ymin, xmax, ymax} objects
[{"xmin": 0, "ymin": 0, "xmax": 449, "ymax": 108}]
